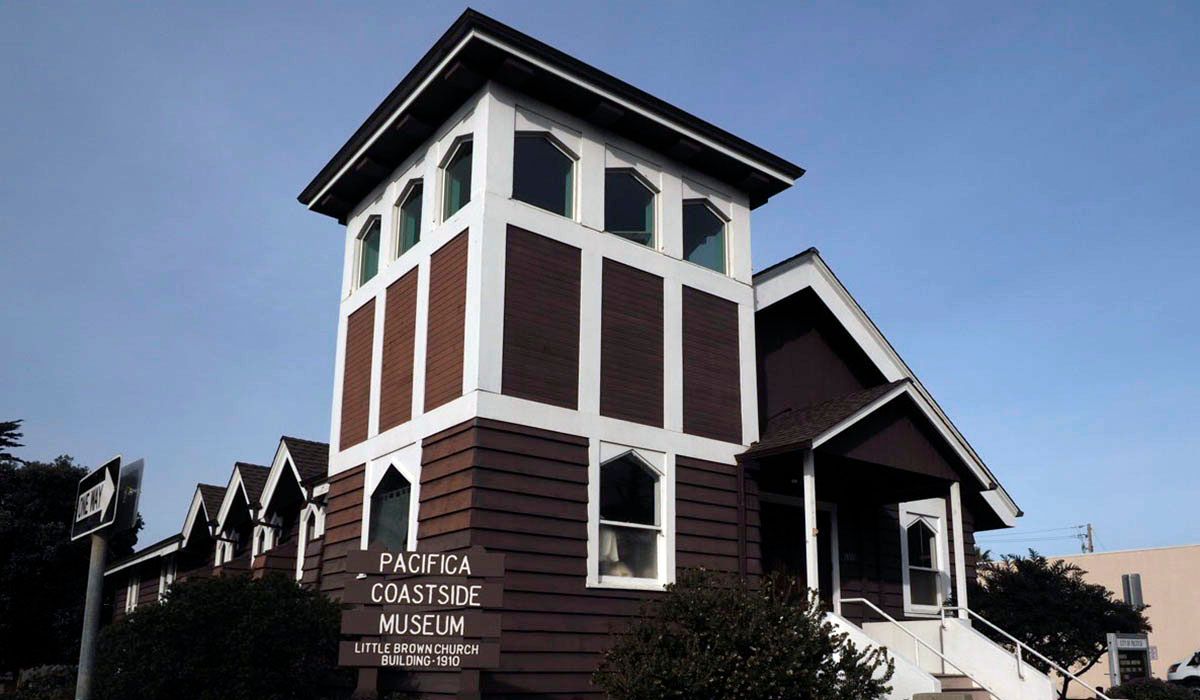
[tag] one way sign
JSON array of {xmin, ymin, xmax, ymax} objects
[{"xmin": 71, "ymin": 456, "xmax": 121, "ymax": 541}]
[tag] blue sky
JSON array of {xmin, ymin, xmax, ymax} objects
[{"xmin": 1, "ymin": 2, "xmax": 1196, "ymax": 554}]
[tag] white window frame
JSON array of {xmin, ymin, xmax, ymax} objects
[
  {"xmin": 158, "ymin": 556, "xmax": 176, "ymax": 603},
  {"xmin": 680, "ymin": 197, "xmax": 730, "ymax": 276},
  {"xmin": 899, "ymin": 498, "xmax": 952, "ymax": 617},
  {"xmin": 353, "ymin": 215, "xmax": 383, "ymax": 290},
  {"xmin": 124, "ymin": 576, "xmax": 139, "ymax": 613},
  {"xmin": 511, "ymin": 129, "xmax": 579, "ymax": 220},
  {"xmin": 361, "ymin": 446, "xmax": 422, "ymax": 553},
  {"xmin": 439, "ymin": 135, "xmax": 474, "ymax": 224},
  {"xmin": 393, "ymin": 177, "xmax": 425, "ymax": 260},
  {"xmin": 602, "ymin": 166, "xmax": 659, "ymax": 249},
  {"xmin": 587, "ymin": 442, "xmax": 674, "ymax": 591},
  {"xmin": 296, "ymin": 502, "xmax": 325, "ymax": 582}
]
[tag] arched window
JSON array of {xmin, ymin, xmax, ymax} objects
[
  {"xmin": 681, "ymin": 200, "xmax": 726, "ymax": 274},
  {"xmin": 357, "ymin": 217, "xmax": 381, "ymax": 287},
  {"xmin": 604, "ymin": 169, "xmax": 655, "ymax": 246},
  {"xmin": 369, "ymin": 468, "xmax": 412, "ymax": 551},
  {"xmin": 396, "ymin": 181, "xmax": 423, "ymax": 256},
  {"xmin": 513, "ymin": 133, "xmax": 575, "ymax": 218},
  {"xmin": 598, "ymin": 452, "xmax": 660, "ymax": 580},
  {"xmin": 442, "ymin": 139, "xmax": 473, "ymax": 220}
]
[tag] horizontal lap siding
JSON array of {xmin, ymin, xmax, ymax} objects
[
  {"xmin": 502, "ymin": 226, "xmax": 581, "ymax": 410},
  {"xmin": 424, "ymin": 231, "xmax": 468, "ymax": 412},
  {"xmin": 379, "ymin": 268, "xmax": 418, "ymax": 432},
  {"xmin": 340, "ymin": 300, "xmax": 375, "ymax": 450},
  {"xmin": 676, "ymin": 456, "xmax": 746, "ymax": 575},
  {"xmin": 600, "ymin": 260, "xmax": 663, "ymax": 427},
  {"xmin": 319, "ymin": 465, "xmax": 365, "ymax": 601},
  {"xmin": 838, "ymin": 504, "xmax": 905, "ymax": 624},
  {"xmin": 681, "ymin": 286, "xmax": 742, "ymax": 443},
  {"xmin": 301, "ymin": 535, "xmax": 324, "ymax": 590}
]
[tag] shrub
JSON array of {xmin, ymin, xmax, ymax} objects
[
  {"xmin": 594, "ymin": 570, "xmax": 893, "ymax": 700},
  {"xmin": 12, "ymin": 665, "xmax": 75, "ymax": 700},
  {"xmin": 1109, "ymin": 677, "xmax": 1197, "ymax": 700},
  {"xmin": 95, "ymin": 574, "xmax": 347, "ymax": 700}
]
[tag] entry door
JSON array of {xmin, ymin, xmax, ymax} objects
[{"xmin": 759, "ymin": 500, "xmax": 837, "ymax": 609}]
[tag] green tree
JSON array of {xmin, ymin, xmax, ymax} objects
[
  {"xmin": 970, "ymin": 551, "xmax": 1150, "ymax": 700},
  {"xmin": 594, "ymin": 570, "xmax": 893, "ymax": 700},
  {"xmin": 0, "ymin": 424, "xmax": 139, "ymax": 677},
  {"xmin": 95, "ymin": 575, "xmax": 346, "ymax": 700}
]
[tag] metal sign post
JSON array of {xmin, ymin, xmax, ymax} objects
[{"xmin": 71, "ymin": 456, "xmax": 143, "ymax": 700}]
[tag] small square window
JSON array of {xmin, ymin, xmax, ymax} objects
[
  {"xmin": 604, "ymin": 169, "xmax": 655, "ymax": 247},
  {"xmin": 357, "ymin": 218, "xmax": 381, "ymax": 287},
  {"xmin": 682, "ymin": 200, "xmax": 726, "ymax": 274},
  {"xmin": 513, "ymin": 133, "xmax": 575, "ymax": 218},
  {"xmin": 442, "ymin": 139, "xmax": 472, "ymax": 220}
]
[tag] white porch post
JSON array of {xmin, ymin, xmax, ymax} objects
[
  {"xmin": 949, "ymin": 481, "xmax": 968, "ymax": 617},
  {"xmin": 803, "ymin": 449, "xmax": 819, "ymax": 593}
]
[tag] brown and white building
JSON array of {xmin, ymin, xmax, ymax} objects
[{"xmin": 101, "ymin": 10, "xmax": 1079, "ymax": 700}]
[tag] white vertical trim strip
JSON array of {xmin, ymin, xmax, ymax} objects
[
  {"xmin": 803, "ymin": 449, "xmax": 819, "ymax": 592},
  {"xmin": 949, "ymin": 481, "xmax": 969, "ymax": 617}
]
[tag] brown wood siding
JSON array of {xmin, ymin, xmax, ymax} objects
[
  {"xmin": 300, "ymin": 534, "xmax": 324, "ymax": 590},
  {"xmin": 755, "ymin": 288, "xmax": 886, "ymax": 428},
  {"xmin": 502, "ymin": 226, "xmax": 581, "ymax": 409},
  {"xmin": 600, "ymin": 259, "xmax": 663, "ymax": 427},
  {"xmin": 340, "ymin": 299, "xmax": 375, "ymax": 450},
  {"xmin": 379, "ymin": 268, "xmax": 419, "ymax": 431},
  {"xmin": 681, "ymin": 286, "xmax": 742, "ymax": 443},
  {"xmin": 838, "ymin": 503, "xmax": 905, "ymax": 624},
  {"xmin": 424, "ymin": 231, "xmax": 469, "ymax": 412},
  {"xmin": 318, "ymin": 465, "xmax": 365, "ymax": 601},
  {"xmin": 676, "ymin": 456, "xmax": 750, "ymax": 574},
  {"xmin": 822, "ymin": 396, "xmax": 963, "ymax": 481}
]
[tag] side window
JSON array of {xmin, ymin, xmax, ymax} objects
[
  {"xmin": 396, "ymin": 181, "xmax": 423, "ymax": 256},
  {"xmin": 604, "ymin": 169, "xmax": 656, "ymax": 247},
  {"xmin": 905, "ymin": 520, "xmax": 940, "ymax": 606},
  {"xmin": 598, "ymin": 452, "xmax": 661, "ymax": 582},
  {"xmin": 357, "ymin": 217, "xmax": 382, "ymax": 287},
  {"xmin": 512, "ymin": 132, "xmax": 575, "ymax": 218},
  {"xmin": 368, "ymin": 468, "xmax": 412, "ymax": 551},
  {"xmin": 681, "ymin": 199, "xmax": 727, "ymax": 274},
  {"xmin": 442, "ymin": 139, "xmax": 473, "ymax": 220},
  {"xmin": 899, "ymin": 499, "xmax": 947, "ymax": 615},
  {"xmin": 124, "ymin": 577, "xmax": 139, "ymax": 613}
]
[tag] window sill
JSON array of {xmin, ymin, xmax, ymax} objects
[
  {"xmin": 902, "ymin": 606, "xmax": 943, "ymax": 619},
  {"xmin": 588, "ymin": 577, "xmax": 668, "ymax": 592}
]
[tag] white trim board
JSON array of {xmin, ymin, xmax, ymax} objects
[{"xmin": 106, "ymin": 539, "xmax": 181, "ymax": 576}]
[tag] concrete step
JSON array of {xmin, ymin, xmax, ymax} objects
[{"xmin": 925, "ymin": 674, "xmax": 995, "ymax": 699}]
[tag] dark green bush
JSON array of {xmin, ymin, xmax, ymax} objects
[
  {"xmin": 594, "ymin": 570, "xmax": 893, "ymax": 700},
  {"xmin": 95, "ymin": 574, "xmax": 347, "ymax": 700},
  {"xmin": 11, "ymin": 665, "xmax": 75, "ymax": 700},
  {"xmin": 1109, "ymin": 678, "xmax": 1198, "ymax": 699}
]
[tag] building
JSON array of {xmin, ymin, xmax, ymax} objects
[
  {"xmin": 1054, "ymin": 544, "xmax": 1200, "ymax": 696},
  {"xmin": 104, "ymin": 10, "xmax": 1063, "ymax": 700}
]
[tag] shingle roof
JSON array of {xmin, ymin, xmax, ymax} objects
[
  {"xmin": 281, "ymin": 436, "xmax": 329, "ymax": 484},
  {"xmin": 744, "ymin": 380, "xmax": 910, "ymax": 459},
  {"xmin": 234, "ymin": 463, "xmax": 271, "ymax": 505},
  {"xmin": 197, "ymin": 484, "xmax": 226, "ymax": 521}
]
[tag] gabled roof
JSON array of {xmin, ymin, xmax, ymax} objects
[
  {"xmin": 298, "ymin": 9, "xmax": 804, "ymax": 221},
  {"xmin": 752, "ymin": 249, "xmax": 1021, "ymax": 525},
  {"xmin": 281, "ymin": 436, "xmax": 329, "ymax": 484},
  {"xmin": 746, "ymin": 380, "xmax": 909, "ymax": 459},
  {"xmin": 235, "ymin": 462, "xmax": 270, "ymax": 505},
  {"xmin": 182, "ymin": 483, "xmax": 225, "ymax": 547},
  {"xmin": 105, "ymin": 534, "xmax": 182, "ymax": 575},
  {"xmin": 197, "ymin": 484, "xmax": 225, "ymax": 519}
]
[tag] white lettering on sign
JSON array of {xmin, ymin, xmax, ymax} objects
[
  {"xmin": 379, "ymin": 612, "xmax": 466, "ymax": 637},
  {"xmin": 77, "ymin": 483, "xmax": 105, "ymax": 520},
  {"xmin": 369, "ymin": 581, "xmax": 482, "ymax": 607},
  {"xmin": 376, "ymin": 552, "xmax": 472, "ymax": 576}
]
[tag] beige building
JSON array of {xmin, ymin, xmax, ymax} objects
[{"xmin": 1055, "ymin": 544, "xmax": 1200, "ymax": 696}]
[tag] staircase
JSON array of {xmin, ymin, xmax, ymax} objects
[{"xmin": 920, "ymin": 674, "xmax": 996, "ymax": 699}]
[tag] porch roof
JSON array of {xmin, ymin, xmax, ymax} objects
[{"xmin": 744, "ymin": 379, "xmax": 910, "ymax": 459}]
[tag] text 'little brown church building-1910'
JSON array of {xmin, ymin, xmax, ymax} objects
[{"xmin": 103, "ymin": 9, "xmax": 1028, "ymax": 699}]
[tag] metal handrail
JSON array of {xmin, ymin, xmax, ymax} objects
[
  {"xmin": 941, "ymin": 605, "xmax": 1112, "ymax": 700},
  {"xmin": 840, "ymin": 598, "xmax": 1001, "ymax": 700}
]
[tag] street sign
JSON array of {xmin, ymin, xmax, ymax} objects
[
  {"xmin": 71, "ymin": 456, "xmax": 121, "ymax": 541},
  {"xmin": 338, "ymin": 639, "xmax": 500, "ymax": 670},
  {"xmin": 113, "ymin": 458, "xmax": 143, "ymax": 533}
]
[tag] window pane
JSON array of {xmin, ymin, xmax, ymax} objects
[
  {"xmin": 600, "ymin": 454, "xmax": 657, "ymax": 525},
  {"xmin": 512, "ymin": 134, "xmax": 573, "ymax": 217},
  {"xmin": 906, "ymin": 521, "xmax": 936, "ymax": 569},
  {"xmin": 599, "ymin": 524, "xmax": 658, "ymax": 579},
  {"xmin": 682, "ymin": 201, "xmax": 726, "ymax": 273},
  {"xmin": 604, "ymin": 170, "xmax": 654, "ymax": 245},
  {"xmin": 369, "ymin": 470, "xmax": 411, "ymax": 551},
  {"xmin": 910, "ymin": 568, "xmax": 940, "ymax": 606},
  {"xmin": 443, "ymin": 141, "xmax": 472, "ymax": 219},
  {"xmin": 359, "ymin": 219, "xmax": 381, "ymax": 286},
  {"xmin": 399, "ymin": 183, "xmax": 423, "ymax": 254}
]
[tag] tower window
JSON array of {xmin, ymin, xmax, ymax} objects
[
  {"xmin": 442, "ymin": 139, "xmax": 472, "ymax": 220},
  {"xmin": 604, "ymin": 169, "xmax": 655, "ymax": 246},
  {"xmin": 357, "ymin": 217, "xmax": 381, "ymax": 287},
  {"xmin": 512, "ymin": 133, "xmax": 575, "ymax": 218},
  {"xmin": 368, "ymin": 468, "xmax": 412, "ymax": 551},
  {"xmin": 681, "ymin": 200, "xmax": 726, "ymax": 274},
  {"xmin": 396, "ymin": 181, "xmax": 423, "ymax": 256}
]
